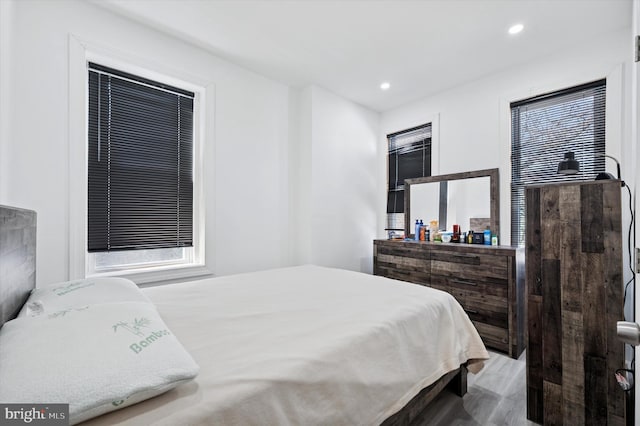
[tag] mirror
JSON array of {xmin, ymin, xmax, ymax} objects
[{"xmin": 404, "ymin": 168, "xmax": 499, "ymax": 238}]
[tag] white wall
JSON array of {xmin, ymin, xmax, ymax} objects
[
  {"xmin": 380, "ymin": 28, "xmax": 631, "ymax": 247},
  {"xmin": 293, "ymin": 87, "xmax": 313, "ymax": 265},
  {"xmin": 633, "ymin": 0, "xmax": 640, "ymax": 415},
  {"xmin": 0, "ymin": 0, "xmax": 14, "ymax": 201},
  {"xmin": 294, "ymin": 86, "xmax": 379, "ymax": 273},
  {"xmin": 0, "ymin": 0, "xmax": 293, "ymax": 285}
]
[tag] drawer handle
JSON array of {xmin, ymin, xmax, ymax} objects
[
  {"xmin": 464, "ymin": 309, "xmax": 478, "ymax": 315},
  {"xmin": 451, "ymin": 279, "xmax": 478, "ymax": 287}
]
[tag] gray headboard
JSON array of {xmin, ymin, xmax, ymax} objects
[{"xmin": 0, "ymin": 205, "xmax": 36, "ymax": 327}]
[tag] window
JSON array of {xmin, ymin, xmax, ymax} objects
[
  {"xmin": 511, "ymin": 79, "xmax": 606, "ymax": 246},
  {"xmin": 386, "ymin": 124, "xmax": 432, "ymax": 235},
  {"xmin": 87, "ymin": 62, "xmax": 196, "ymax": 273}
]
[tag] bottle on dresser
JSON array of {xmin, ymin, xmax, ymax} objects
[{"xmin": 452, "ymin": 224, "xmax": 460, "ymax": 243}]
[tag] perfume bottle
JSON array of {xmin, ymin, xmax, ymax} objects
[{"xmin": 452, "ymin": 224, "xmax": 460, "ymax": 243}]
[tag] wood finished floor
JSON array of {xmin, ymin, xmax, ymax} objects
[{"xmin": 414, "ymin": 350, "xmax": 537, "ymax": 426}]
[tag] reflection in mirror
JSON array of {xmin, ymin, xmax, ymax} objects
[
  {"xmin": 404, "ymin": 168, "xmax": 499, "ymax": 239},
  {"xmin": 447, "ymin": 177, "xmax": 490, "ymax": 231},
  {"xmin": 409, "ymin": 182, "xmax": 440, "ymax": 230},
  {"xmin": 409, "ymin": 177, "xmax": 490, "ymax": 232}
]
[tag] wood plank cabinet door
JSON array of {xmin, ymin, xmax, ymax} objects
[{"xmin": 525, "ymin": 180, "xmax": 625, "ymax": 425}]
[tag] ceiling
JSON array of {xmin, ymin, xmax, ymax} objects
[{"xmin": 97, "ymin": 0, "xmax": 631, "ymax": 112}]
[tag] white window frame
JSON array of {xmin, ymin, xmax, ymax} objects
[
  {"xmin": 379, "ymin": 114, "xmax": 440, "ymax": 240},
  {"xmin": 69, "ymin": 35, "xmax": 212, "ymax": 285},
  {"xmin": 385, "ymin": 123, "xmax": 433, "ymax": 236}
]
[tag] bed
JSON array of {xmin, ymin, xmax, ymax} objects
[{"xmin": 0, "ymin": 205, "xmax": 489, "ymax": 425}]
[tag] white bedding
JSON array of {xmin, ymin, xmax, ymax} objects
[{"xmin": 82, "ymin": 265, "xmax": 489, "ymax": 425}]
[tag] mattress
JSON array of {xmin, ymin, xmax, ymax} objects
[{"xmin": 82, "ymin": 265, "xmax": 489, "ymax": 425}]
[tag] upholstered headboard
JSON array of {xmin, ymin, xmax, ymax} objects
[{"xmin": 0, "ymin": 205, "xmax": 36, "ymax": 327}]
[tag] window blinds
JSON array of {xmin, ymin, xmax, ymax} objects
[
  {"xmin": 88, "ymin": 63, "xmax": 195, "ymax": 252},
  {"xmin": 387, "ymin": 124, "xmax": 432, "ymax": 214},
  {"xmin": 510, "ymin": 79, "xmax": 606, "ymax": 246}
]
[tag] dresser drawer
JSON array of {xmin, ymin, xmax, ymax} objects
[
  {"xmin": 429, "ymin": 274, "xmax": 508, "ymax": 299},
  {"xmin": 429, "ymin": 279, "xmax": 508, "ymax": 329},
  {"xmin": 374, "ymin": 241, "xmax": 428, "ymax": 259},
  {"xmin": 374, "ymin": 242, "xmax": 430, "ymax": 284},
  {"xmin": 377, "ymin": 266, "xmax": 430, "ymax": 285},
  {"xmin": 430, "ymin": 250, "xmax": 509, "ymax": 282},
  {"xmin": 473, "ymin": 322, "xmax": 509, "ymax": 353}
]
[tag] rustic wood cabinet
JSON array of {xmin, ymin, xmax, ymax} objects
[
  {"xmin": 374, "ymin": 239, "xmax": 525, "ymax": 359},
  {"xmin": 525, "ymin": 180, "xmax": 625, "ymax": 425}
]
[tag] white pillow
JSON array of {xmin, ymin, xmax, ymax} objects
[
  {"xmin": 0, "ymin": 301, "xmax": 199, "ymax": 425},
  {"xmin": 18, "ymin": 277, "xmax": 150, "ymax": 317}
]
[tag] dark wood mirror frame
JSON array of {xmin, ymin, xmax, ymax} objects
[{"xmin": 404, "ymin": 168, "xmax": 500, "ymax": 238}]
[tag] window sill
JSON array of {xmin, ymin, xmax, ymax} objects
[{"xmin": 88, "ymin": 263, "xmax": 213, "ymax": 286}]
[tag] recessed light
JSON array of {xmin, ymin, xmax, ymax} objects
[
  {"xmin": 380, "ymin": 82, "xmax": 391, "ymax": 90},
  {"xmin": 508, "ymin": 24, "xmax": 524, "ymax": 35}
]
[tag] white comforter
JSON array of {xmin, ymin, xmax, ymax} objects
[{"xmin": 83, "ymin": 265, "xmax": 488, "ymax": 425}]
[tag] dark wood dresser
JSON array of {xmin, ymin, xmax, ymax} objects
[
  {"xmin": 525, "ymin": 180, "xmax": 625, "ymax": 425},
  {"xmin": 373, "ymin": 239, "xmax": 525, "ymax": 359}
]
